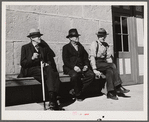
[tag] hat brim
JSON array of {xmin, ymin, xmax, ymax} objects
[
  {"xmin": 27, "ymin": 34, "xmax": 43, "ymax": 38},
  {"xmin": 66, "ymin": 34, "xmax": 81, "ymax": 38},
  {"xmin": 96, "ymin": 33, "xmax": 109, "ymax": 36}
]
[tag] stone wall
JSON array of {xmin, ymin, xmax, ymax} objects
[{"xmin": 6, "ymin": 5, "xmax": 113, "ymax": 74}]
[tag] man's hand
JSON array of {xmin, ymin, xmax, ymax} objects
[
  {"xmin": 40, "ymin": 62, "xmax": 49, "ymax": 68},
  {"xmin": 32, "ymin": 53, "xmax": 39, "ymax": 60},
  {"xmin": 106, "ymin": 57, "xmax": 113, "ymax": 63},
  {"xmin": 82, "ymin": 65, "xmax": 88, "ymax": 72},
  {"xmin": 93, "ymin": 69, "xmax": 102, "ymax": 79},
  {"xmin": 100, "ymin": 73, "xmax": 106, "ymax": 79},
  {"xmin": 93, "ymin": 70, "xmax": 106, "ymax": 79},
  {"xmin": 44, "ymin": 63, "xmax": 49, "ymax": 67},
  {"xmin": 74, "ymin": 66, "xmax": 81, "ymax": 72}
]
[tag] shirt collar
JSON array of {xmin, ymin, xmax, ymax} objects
[
  {"xmin": 32, "ymin": 42, "xmax": 36, "ymax": 47},
  {"xmin": 96, "ymin": 40, "xmax": 102, "ymax": 46},
  {"xmin": 32, "ymin": 41, "xmax": 39, "ymax": 47},
  {"xmin": 71, "ymin": 42, "xmax": 78, "ymax": 47}
]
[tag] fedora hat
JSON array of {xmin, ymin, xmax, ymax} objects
[
  {"xmin": 27, "ymin": 28, "xmax": 43, "ymax": 38},
  {"xmin": 66, "ymin": 28, "xmax": 81, "ymax": 38},
  {"xmin": 96, "ymin": 28, "xmax": 109, "ymax": 36}
]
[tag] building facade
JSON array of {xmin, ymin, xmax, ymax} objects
[{"xmin": 6, "ymin": 5, "xmax": 144, "ymax": 85}]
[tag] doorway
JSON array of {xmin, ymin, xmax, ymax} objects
[{"xmin": 112, "ymin": 6, "xmax": 144, "ymax": 85}]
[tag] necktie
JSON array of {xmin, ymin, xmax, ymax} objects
[
  {"xmin": 35, "ymin": 45, "xmax": 42, "ymax": 60},
  {"xmin": 35, "ymin": 45, "xmax": 39, "ymax": 52},
  {"xmin": 101, "ymin": 42, "xmax": 109, "ymax": 47},
  {"xmin": 74, "ymin": 45, "xmax": 78, "ymax": 51}
]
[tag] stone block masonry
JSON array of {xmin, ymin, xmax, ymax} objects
[
  {"xmin": 6, "ymin": 10, "xmax": 39, "ymax": 41},
  {"xmin": 6, "ymin": 5, "xmax": 113, "ymax": 74}
]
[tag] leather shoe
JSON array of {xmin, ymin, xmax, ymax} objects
[
  {"xmin": 69, "ymin": 89, "xmax": 84, "ymax": 101},
  {"xmin": 49, "ymin": 101, "xmax": 58, "ymax": 110},
  {"xmin": 76, "ymin": 95, "xmax": 84, "ymax": 101},
  {"xmin": 116, "ymin": 86, "xmax": 130, "ymax": 94},
  {"xmin": 75, "ymin": 92, "xmax": 85, "ymax": 101},
  {"xmin": 49, "ymin": 102, "xmax": 65, "ymax": 111},
  {"xmin": 107, "ymin": 92, "xmax": 118, "ymax": 100}
]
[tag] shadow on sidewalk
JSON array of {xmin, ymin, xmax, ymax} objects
[
  {"xmin": 58, "ymin": 78, "xmax": 107, "ymax": 108},
  {"xmin": 58, "ymin": 97, "xmax": 76, "ymax": 107},
  {"xmin": 58, "ymin": 92, "xmax": 105, "ymax": 108}
]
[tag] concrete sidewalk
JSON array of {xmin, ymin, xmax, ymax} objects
[{"xmin": 6, "ymin": 84, "xmax": 143, "ymax": 111}]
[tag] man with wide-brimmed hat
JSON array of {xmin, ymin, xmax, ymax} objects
[
  {"xmin": 62, "ymin": 28, "xmax": 94, "ymax": 101},
  {"xmin": 90, "ymin": 28, "xmax": 130, "ymax": 100},
  {"xmin": 18, "ymin": 28, "xmax": 63, "ymax": 110}
]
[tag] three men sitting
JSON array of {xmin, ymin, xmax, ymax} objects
[{"xmin": 18, "ymin": 28, "xmax": 130, "ymax": 111}]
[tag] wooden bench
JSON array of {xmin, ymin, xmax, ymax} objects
[
  {"xmin": 6, "ymin": 73, "xmax": 106, "ymax": 106},
  {"xmin": 6, "ymin": 73, "xmax": 70, "ymax": 87},
  {"xmin": 6, "ymin": 73, "xmax": 73, "ymax": 106}
]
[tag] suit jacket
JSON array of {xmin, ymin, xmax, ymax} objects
[
  {"xmin": 18, "ymin": 40, "xmax": 57, "ymax": 78},
  {"xmin": 62, "ymin": 42, "xmax": 90, "ymax": 74}
]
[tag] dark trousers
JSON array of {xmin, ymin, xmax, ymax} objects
[
  {"xmin": 68, "ymin": 69, "xmax": 94, "ymax": 95},
  {"xmin": 27, "ymin": 65, "xmax": 60, "ymax": 93},
  {"xmin": 96, "ymin": 59, "xmax": 122, "ymax": 92}
]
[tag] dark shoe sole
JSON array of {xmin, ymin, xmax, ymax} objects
[
  {"xmin": 107, "ymin": 96, "xmax": 118, "ymax": 100},
  {"xmin": 53, "ymin": 107, "xmax": 65, "ymax": 111},
  {"xmin": 76, "ymin": 98, "xmax": 84, "ymax": 101},
  {"xmin": 49, "ymin": 105, "xmax": 65, "ymax": 111},
  {"xmin": 116, "ymin": 89, "xmax": 130, "ymax": 94}
]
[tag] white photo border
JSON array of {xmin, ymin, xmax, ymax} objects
[{"xmin": 1, "ymin": 1, "xmax": 148, "ymax": 121}]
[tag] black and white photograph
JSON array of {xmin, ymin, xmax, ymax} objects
[{"xmin": 1, "ymin": 1, "xmax": 148, "ymax": 121}]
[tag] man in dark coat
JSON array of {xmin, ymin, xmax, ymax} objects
[
  {"xmin": 18, "ymin": 28, "xmax": 62, "ymax": 110},
  {"xmin": 62, "ymin": 28, "xmax": 95, "ymax": 101}
]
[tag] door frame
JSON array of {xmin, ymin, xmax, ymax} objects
[{"xmin": 112, "ymin": 11, "xmax": 139, "ymax": 85}]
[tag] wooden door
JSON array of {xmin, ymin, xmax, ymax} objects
[
  {"xmin": 112, "ymin": 6, "xmax": 144, "ymax": 85},
  {"xmin": 113, "ymin": 14, "xmax": 137, "ymax": 85}
]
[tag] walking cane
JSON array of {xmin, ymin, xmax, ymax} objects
[{"xmin": 40, "ymin": 61, "xmax": 46, "ymax": 110}]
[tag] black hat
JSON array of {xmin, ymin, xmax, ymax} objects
[
  {"xmin": 27, "ymin": 28, "xmax": 43, "ymax": 38},
  {"xmin": 96, "ymin": 28, "xmax": 109, "ymax": 36},
  {"xmin": 66, "ymin": 28, "xmax": 81, "ymax": 38}
]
